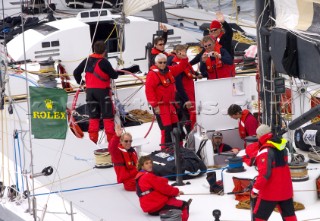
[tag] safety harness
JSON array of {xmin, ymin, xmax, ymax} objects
[{"xmin": 135, "ymin": 172, "xmax": 154, "ymax": 197}]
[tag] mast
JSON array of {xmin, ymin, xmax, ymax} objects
[{"xmin": 255, "ymin": 0, "xmax": 280, "ymax": 134}]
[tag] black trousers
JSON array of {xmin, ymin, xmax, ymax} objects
[
  {"xmin": 254, "ymin": 198, "xmax": 296, "ymax": 220},
  {"xmin": 86, "ymin": 88, "xmax": 114, "ymax": 119}
]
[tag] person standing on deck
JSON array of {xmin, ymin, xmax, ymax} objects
[
  {"xmin": 190, "ymin": 12, "xmax": 234, "ymax": 65},
  {"xmin": 171, "ymin": 44, "xmax": 198, "ymax": 133},
  {"xmin": 145, "ymin": 52, "xmax": 188, "ymax": 148},
  {"xmin": 209, "ymin": 12, "xmax": 234, "ymax": 58},
  {"xmin": 149, "ymin": 24, "xmax": 170, "ymax": 67},
  {"xmin": 251, "ymin": 124, "xmax": 297, "ymax": 221},
  {"xmin": 227, "ymin": 104, "xmax": 259, "ymax": 143},
  {"xmin": 108, "ymin": 124, "xmax": 138, "ymax": 191},
  {"xmin": 73, "ymin": 40, "xmax": 118, "ymax": 143},
  {"xmin": 200, "ymin": 36, "xmax": 235, "ymax": 79},
  {"xmin": 135, "ymin": 155, "xmax": 191, "ymax": 221}
]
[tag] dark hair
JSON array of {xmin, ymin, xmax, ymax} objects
[
  {"xmin": 93, "ymin": 40, "xmax": 107, "ymax": 54},
  {"xmin": 227, "ymin": 104, "xmax": 242, "ymax": 116},
  {"xmin": 154, "ymin": 36, "xmax": 165, "ymax": 46},
  {"xmin": 138, "ymin": 155, "xmax": 152, "ymax": 171}
]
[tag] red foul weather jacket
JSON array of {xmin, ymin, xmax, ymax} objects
[
  {"xmin": 172, "ymin": 56, "xmax": 195, "ymax": 103},
  {"xmin": 135, "ymin": 171, "xmax": 180, "ymax": 213},
  {"xmin": 145, "ymin": 58, "xmax": 188, "ymax": 126},
  {"xmin": 252, "ymin": 134, "xmax": 293, "ymax": 201},
  {"xmin": 108, "ymin": 136, "xmax": 138, "ymax": 184},
  {"xmin": 239, "ymin": 109, "xmax": 259, "ymax": 139}
]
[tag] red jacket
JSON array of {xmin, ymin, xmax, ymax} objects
[
  {"xmin": 239, "ymin": 109, "xmax": 259, "ymax": 139},
  {"xmin": 252, "ymin": 134, "xmax": 293, "ymax": 201},
  {"xmin": 108, "ymin": 136, "xmax": 138, "ymax": 183},
  {"xmin": 135, "ymin": 171, "xmax": 179, "ymax": 213},
  {"xmin": 145, "ymin": 58, "xmax": 188, "ymax": 107},
  {"xmin": 85, "ymin": 54, "xmax": 111, "ymax": 89},
  {"xmin": 151, "ymin": 47, "xmax": 169, "ymax": 57},
  {"xmin": 242, "ymin": 133, "xmax": 272, "ymax": 166},
  {"xmin": 172, "ymin": 56, "xmax": 195, "ymax": 103},
  {"xmin": 203, "ymin": 45, "xmax": 235, "ymax": 80}
]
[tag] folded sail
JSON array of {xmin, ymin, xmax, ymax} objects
[
  {"xmin": 274, "ymin": 0, "xmax": 320, "ymax": 34},
  {"xmin": 123, "ymin": 0, "xmax": 159, "ymax": 16}
]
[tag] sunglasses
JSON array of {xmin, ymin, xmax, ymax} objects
[
  {"xmin": 209, "ymin": 28, "xmax": 218, "ymax": 32},
  {"xmin": 157, "ymin": 43, "xmax": 165, "ymax": 46},
  {"xmin": 204, "ymin": 43, "xmax": 212, "ymax": 48},
  {"xmin": 124, "ymin": 140, "xmax": 133, "ymax": 143},
  {"xmin": 158, "ymin": 61, "xmax": 167, "ymax": 64}
]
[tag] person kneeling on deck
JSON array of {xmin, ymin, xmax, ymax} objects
[
  {"xmin": 73, "ymin": 40, "xmax": 118, "ymax": 143},
  {"xmin": 145, "ymin": 52, "xmax": 189, "ymax": 148},
  {"xmin": 251, "ymin": 124, "xmax": 297, "ymax": 221},
  {"xmin": 108, "ymin": 125, "xmax": 138, "ymax": 191},
  {"xmin": 136, "ymin": 155, "xmax": 191, "ymax": 221}
]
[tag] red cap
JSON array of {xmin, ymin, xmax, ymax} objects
[{"xmin": 210, "ymin": 20, "xmax": 222, "ymax": 29}]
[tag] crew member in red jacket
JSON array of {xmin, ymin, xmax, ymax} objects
[
  {"xmin": 135, "ymin": 155, "xmax": 191, "ymax": 221},
  {"xmin": 227, "ymin": 104, "xmax": 259, "ymax": 142},
  {"xmin": 209, "ymin": 12, "xmax": 234, "ymax": 58},
  {"xmin": 145, "ymin": 52, "xmax": 188, "ymax": 147},
  {"xmin": 108, "ymin": 125, "xmax": 138, "ymax": 191},
  {"xmin": 242, "ymin": 124, "xmax": 271, "ymax": 166},
  {"xmin": 171, "ymin": 44, "xmax": 198, "ymax": 131},
  {"xmin": 73, "ymin": 40, "xmax": 118, "ymax": 143},
  {"xmin": 200, "ymin": 36, "xmax": 235, "ymax": 79},
  {"xmin": 149, "ymin": 24, "xmax": 170, "ymax": 67},
  {"xmin": 251, "ymin": 124, "xmax": 297, "ymax": 221}
]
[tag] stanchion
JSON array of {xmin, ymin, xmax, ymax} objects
[{"xmin": 172, "ymin": 128, "xmax": 184, "ymax": 186}]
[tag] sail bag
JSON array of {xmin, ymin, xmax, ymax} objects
[{"xmin": 149, "ymin": 148, "xmax": 207, "ymax": 180}]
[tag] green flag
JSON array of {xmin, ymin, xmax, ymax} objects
[{"xmin": 30, "ymin": 87, "xmax": 68, "ymax": 139}]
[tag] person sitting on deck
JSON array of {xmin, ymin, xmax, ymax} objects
[
  {"xmin": 211, "ymin": 131, "xmax": 239, "ymax": 155},
  {"xmin": 135, "ymin": 155, "xmax": 191, "ymax": 221},
  {"xmin": 227, "ymin": 104, "xmax": 259, "ymax": 146},
  {"xmin": 200, "ymin": 35, "xmax": 235, "ymax": 80},
  {"xmin": 108, "ymin": 124, "xmax": 138, "ymax": 191}
]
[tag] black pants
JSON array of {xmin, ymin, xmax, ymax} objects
[
  {"xmin": 254, "ymin": 198, "xmax": 296, "ymax": 220},
  {"xmin": 86, "ymin": 88, "xmax": 114, "ymax": 119}
]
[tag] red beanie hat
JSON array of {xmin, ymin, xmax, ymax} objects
[{"xmin": 210, "ymin": 20, "xmax": 222, "ymax": 29}]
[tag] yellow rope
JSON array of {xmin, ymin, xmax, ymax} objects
[
  {"xmin": 95, "ymin": 150, "xmax": 112, "ymax": 166},
  {"xmin": 233, "ymin": 32, "xmax": 255, "ymax": 44},
  {"xmin": 33, "ymin": 168, "xmax": 93, "ymax": 191},
  {"xmin": 115, "ymin": 24, "xmax": 124, "ymax": 67},
  {"xmin": 38, "ymin": 68, "xmax": 56, "ymax": 73},
  {"xmin": 104, "ymin": 24, "xmax": 117, "ymax": 44}
]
